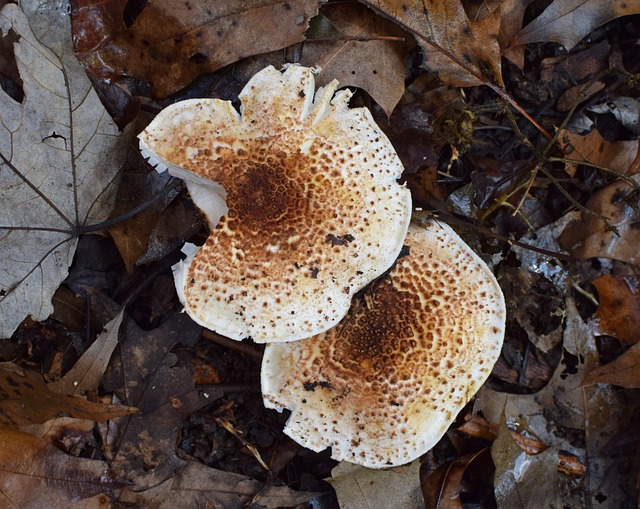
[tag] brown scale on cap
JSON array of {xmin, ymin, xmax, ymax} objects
[
  {"xmin": 261, "ymin": 218, "xmax": 506, "ymax": 468},
  {"xmin": 139, "ymin": 65, "xmax": 412, "ymax": 342}
]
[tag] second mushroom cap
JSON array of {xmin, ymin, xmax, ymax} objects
[{"xmin": 261, "ymin": 217, "xmax": 506, "ymax": 467}]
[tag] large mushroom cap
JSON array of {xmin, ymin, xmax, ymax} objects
[
  {"xmin": 261, "ymin": 218, "xmax": 506, "ymax": 468},
  {"xmin": 139, "ymin": 65, "xmax": 411, "ymax": 343}
]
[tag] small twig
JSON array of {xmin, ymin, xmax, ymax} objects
[
  {"xmin": 78, "ymin": 179, "xmax": 182, "ymax": 234},
  {"xmin": 308, "ymin": 35, "xmax": 405, "ymax": 43},
  {"xmin": 201, "ymin": 329, "xmax": 263, "ymax": 359}
]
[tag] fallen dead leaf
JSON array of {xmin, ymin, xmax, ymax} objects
[
  {"xmin": 0, "ymin": 362, "xmax": 136, "ymax": 429},
  {"xmin": 591, "ymin": 274, "xmax": 640, "ymax": 345},
  {"xmin": 511, "ymin": 0, "xmax": 640, "ymax": 51},
  {"xmin": 102, "ymin": 312, "xmax": 209, "ymax": 487},
  {"xmin": 420, "ymin": 449, "xmax": 489, "ymax": 509},
  {"xmin": 48, "ymin": 311, "xmax": 124, "ymax": 396},
  {"xmin": 76, "ymin": 0, "xmax": 325, "ymax": 97},
  {"xmin": 561, "ymin": 128, "xmax": 639, "ymax": 176},
  {"xmin": 301, "ymin": 2, "xmax": 411, "ymax": 117},
  {"xmin": 0, "ymin": 426, "xmax": 117, "ymax": 508},
  {"xmin": 583, "ymin": 341, "xmax": 640, "ymax": 388},
  {"xmin": 328, "ymin": 460, "xmax": 424, "ymax": 509},
  {"xmin": 118, "ymin": 460, "xmax": 317, "ymax": 509},
  {"xmin": 559, "ymin": 174, "xmax": 640, "ymax": 266},
  {"xmin": 478, "ymin": 298, "xmax": 636, "ymax": 507},
  {"xmin": 0, "ymin": 1, "xmax": 130, "ymax": 338},
  {"xmin": 363, "ymin": 0, "xmax": 504, "ymax": 88},
  {"xmin": 492, "ymin": 416, "xmax": 561, "ymax": 508}
]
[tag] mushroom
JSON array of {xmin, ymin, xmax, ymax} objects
[
  {"xmin": 261, "ymin": 217, "xmax": 506, "ymax": 468},
  {"xmin": 139, "ymin": 65, "xmax": 412, "ymax": 343}
]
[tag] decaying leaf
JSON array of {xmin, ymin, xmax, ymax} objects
[
  {"xmin": 492, "ymin": 416, "xmax": 561, "ymax": 508},
  {"xmin": 328, "ymin": 461, "xmax": 423, "ymax": 509},
  {"xmin": 48, "ymin": 311, "xmax": 124, "ymax": 396},
  {"xmin": 0, "ymin": 426, "xmax": 116, "ymax": 508},
  {"xmin": 0, "ymin": 362, "xmax": 136, "ymax": 428},
  {"xmin": 76, "ymin": 0, "xmax": 325, "ymax": 97},
  {"xmin": 583, "ymin": 340, "xmax": 640, "ymax": 389},
  {"xmin": 559, "ymin": 174, "xmax": 640, "ymax": 266},
  {"xmin": 301, "ymin": 2, "xmax": 411, "ymax": 117},
  {"xmin": 561, "ymin": 128, "xmax": 639, "ymax": 176},
  {"xmin": 511, "ymin": 0, "xmax": 640, "ymax": 51},
  {"xmin": 591, "ymin": 274, "xmax": 640, "ymax": 345},
  {"xmin": 102, "ymin": 313, "xmax": 214, "ymax": 487},
  {"xmin": 420, "ymin": 449, "xmax": 489, "ymax": 509},
  {"xmin": 0, "ymin": 1, "xmax": 130, "ymax": 338},
  {"xmin": 478, "ymin": 299, "xmax": 636, "ymax": 507},
  {"xmin": 363, "ymin": 0, "xmax": 504, "ymax": 87},
  {"xmin": 118, "ymin": 460, "xmax": 317, "ymax": 509}
]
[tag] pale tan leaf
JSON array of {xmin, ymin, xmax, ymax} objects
[
  {"xmin": 0, "ymin": 363, "xmax": 136, "ymax": 428},
  {"xmin": 512, "ymin": 0, "xmax": 640, "ymax": 51},
  {"xmin": 0, "ymin": 2, "xmax": 130, "ymax": 338},
  {"xmin": 48, "ymin": 311, "xmax": 124, "ymax": 396},
  {"xmin": 561, "ymin": 129, "xmax": 639, "ymax": 175},
  {"xmin": 583, "ymin": 341, "xmax": 640, "ymax": 388},
  {"xmin": 328, "ymin": 461, "xmax": 423, "ymax": 509},
  {"xmin": 118, "ymin": 460, "xmax": 317, "ymax": 509}
]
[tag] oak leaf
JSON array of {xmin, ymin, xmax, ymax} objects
[
  {"xmin": 0, "ymin": 1, "xmax": 130, "ymax": 338},
  {"xmin": 559, "ymin": 174, "xmax": 640, "ymax": 266},
  {"xmin": 511, "ymin": 0, "xmax": 640, "ymax": 51},
  {"xmin": 301, "ymin": 2, "xmax": 411, "ymax": 117},
  {"xmin": 363, "ymin": 0, "xmax": 504, "ymax": 87}
]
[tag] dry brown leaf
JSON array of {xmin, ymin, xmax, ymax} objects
[
  {"xmin": 559, "ymin": 174, "xmax": 640, "ymax": 266},
  {"xmin": 363, "ymin": 0, "xmax": 504, "ymax": 87},
  {"xmin": 591, "ymin": 274, "xmax": 640, "ymax": 345},
  {"xmin": 118, "ymin": 460, "xmax": 317, "ymax": 509},
  {"xmin": 583, "ymin": 341, "xmax": 640, "ymax": 388},
  {"xmin": 77, "ymin": 0, "xmax": 325, "ymax": 97},
  {"xmin": 492, "ymin": 0, "xmax": 537, "ymax": 69},
  {"xmin": 0, "ymin": 362, "xmax": 135, "ymax": 428},
  {"xmin": 420, "ymin": 449, "xmax": 489, "ymax": 509},
  {"xmin": 561, "ymin": 129, "xmax": 639, "ymax": 175},
  {"xmin": 70, "ymin": 0, "xmax": 127, "ymax": 55},
  {"xmin": 0, "ymin": 426, "xmax": 115, "ymax": 508},
  {"xmin": 301, "ymin": 2, "xmax": 411, "ymax": 117},
  {"xmin": 48, "ymin": 311, "xmax": 124, "ymax": 396},
  {"xmin": 511, "ymin": 0, "xmax": 640, "ymax": 51}
]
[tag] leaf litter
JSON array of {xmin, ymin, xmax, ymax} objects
[
  {"xmin": 0, "ymin": 1, "xmax": 131, "ymax": 338},
  {"xmin": 2, "ymin": 0, "xmax": 640, "ymax": 507}
]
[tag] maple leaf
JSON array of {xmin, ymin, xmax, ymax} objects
[
  {"xmin": 0, "ymin": 2, "xmax": 131, "ymax": 338},
  {"xmin": 511, "ymin": 0, "xmax": 640, "ymax": 51}
]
